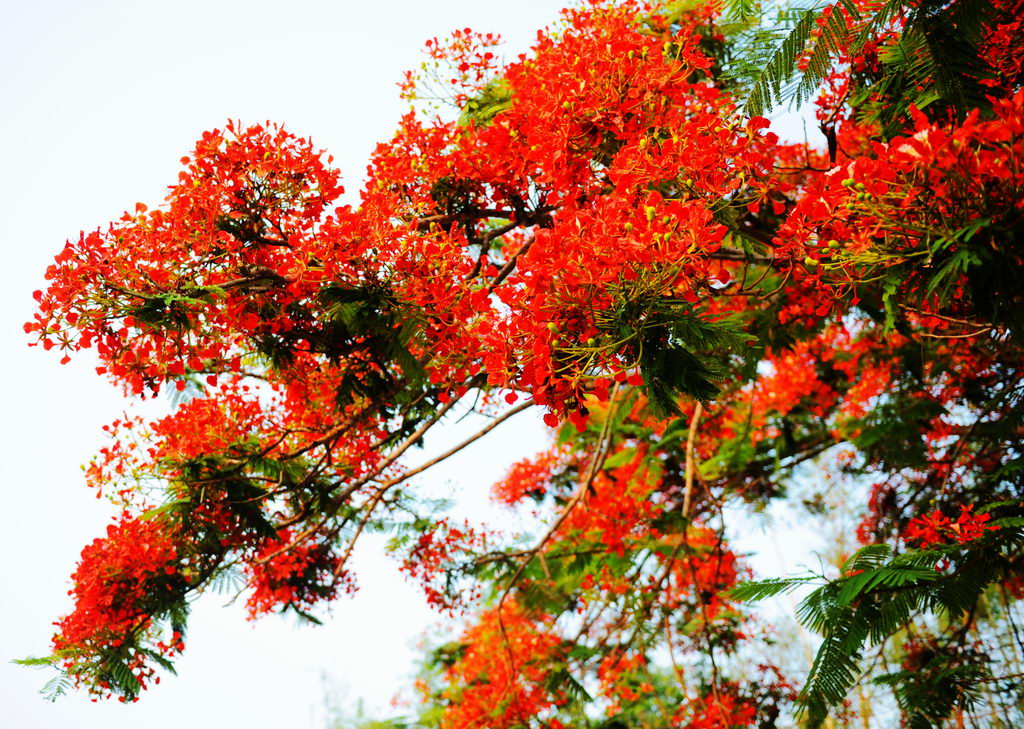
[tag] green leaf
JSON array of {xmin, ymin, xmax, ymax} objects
[
  {"xmin": 40, "ymin": 674, "xmax": 73, "ymax": 702},
  {"xmin": 743, "ymin": 6, "xmax": 822, "ymax": 116},
  {"xmin": 840, "ymin": 544, "xmax": 892, "ymax": 572},
  {"xmin": 138, "ymin": 498, "xmax": 191, "ymax": 521},
  {"xmin": 12, "ymin": 655, "xmax": 57, "ymax": 667},
  {"xmin": 601, "ymin": 448, "xmax": 635, "ymax": 469},
  {"xmin": 729, "ymin": 576, "xmax": 815, "ymax": 602}
]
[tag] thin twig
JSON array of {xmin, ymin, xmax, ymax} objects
[
  {"xmin": 487, "ymin": 235, "xmax": 537, "ymax": 292},
  {"xmin": 376, "ymin": 401, "xmax": 534, "ymax": 490},
  {"xmin": 682, "ymin": 402, "xmax": 704, "ymax": 519},
  {"xmin": 495, "ymin": 386, "xmax": 621, "ymax": 684},
  {"xmin": 256, "ymin": 393, "xmax": 464, "ymax": 565},
  {"xmin": 332, "ymin": 485, "xmax": 389, "ymax": 577}
]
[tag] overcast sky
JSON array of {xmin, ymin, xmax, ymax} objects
[{"xmin": 0, "ymin": 2, "xmax": 821, "ymax": 727}]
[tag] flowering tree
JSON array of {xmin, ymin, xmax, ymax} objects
[{"xmin": 23, "ymin": 0, "xmax": 1024, "ymax": 726}]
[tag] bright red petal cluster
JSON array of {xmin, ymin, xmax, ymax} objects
[{"xmin": 904, "ymin": 505, "xmax": 1000, "ymax": 549}]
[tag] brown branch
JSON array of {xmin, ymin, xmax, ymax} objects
[
  {"xmin": 609, "ymin": 539, "xmax": 687, "ymax": 670},
  {"xmin": 708, "ymin": 248, "xmax": 774, "ymax": 265},
  {"xmin": 495, "ymin": 385, "xmax": 621, "ymax": 680},
  {"xmin": 482, "ymin": 220, "xmax": 522, "ymax": 244},
  {"xmin": 917, "ymin": 329, "xmax": 993, "ymax": 340},
  {"xmin": 472, "ymin": 546, "xmax": 606, "ymax": 566},
  {"xmin": 256, "ymin": 393, "xmax": 464, "ymax": 565},
  {"xmin": 487, "ymin": 235, "xmax": 537, "ymax": 292},
  {"xmin": 899, "ymin": 305, "xmax": 989, "ymax": 328},
  {"xmin": 682, "ymin": 402, "xmax": 704, "ymax": 519},
  {"xmin": 415, "ymin": 208, "xmax": 517, "ymax": 224},
  {"xmin": 375, "ymin": 401, "xmax": 534, "ymax": 490},
  {"xmin": 332, "ymin": 485, "xmax": 389, "ymax": 578},
  {"xmin": 327, "ymin": 392, "xmax": 465, "ymax": 507}
]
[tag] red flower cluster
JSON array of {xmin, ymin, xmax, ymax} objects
[
  {"xmin": 904, "ymin": 505, "xmax": 1000, "ymax": 549},
  {"xmin": 438, "ymin": 604, "xmax": 563, "ymax": 729},
  {"xmin": 55, "ymin": 515, "xmax": 180, "ymax": 650},
  {"xmin": 681, "ymin": 690, "xmax": 758, "ymax": 729},
  {"xmin": 244, "ymin": 529, "xmax": 350, "ymax": 619},
  {"xmin": 399, "ymin": 518, "xmax": 487, "ymax": 612},
  {"xmin": 596, "ymin": 651, "xmax": 652, "ymax": 711},
  {"xmin": 492, "ymin": 446, "xmax": 572, "ymax": 505},
  {"xmin": 53, "ymin": 514, "xmax": 183, "ymax": 697},
  {"xmin": 27, "ymin": 121, "xmax": 346, "ymax": 397},
  {"xmin": 786, "ymin": 90, "xmax": 1024, "ymax": 319}
]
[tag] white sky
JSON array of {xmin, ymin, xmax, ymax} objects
[{"xmin": 0, "ymin": 2, "xmax": 821, "ymax": 727}]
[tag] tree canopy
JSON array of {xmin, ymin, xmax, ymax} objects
[{"xmin": 23, "ymin": 0, "xmax": 1024, "ymax": 726}]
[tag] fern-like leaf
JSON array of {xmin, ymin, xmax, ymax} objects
[
  {"xmin": 745, "ymin": 7, "xmax": 821, "ymax": 116},
  {"xmin": 729, "ymin": 576, "xmax": 816, "ymax": 601}
]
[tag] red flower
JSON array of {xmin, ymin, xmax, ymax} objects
[{"xmin": 905, "ymin": 505, "xmax": 999, "ymax": 548}]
